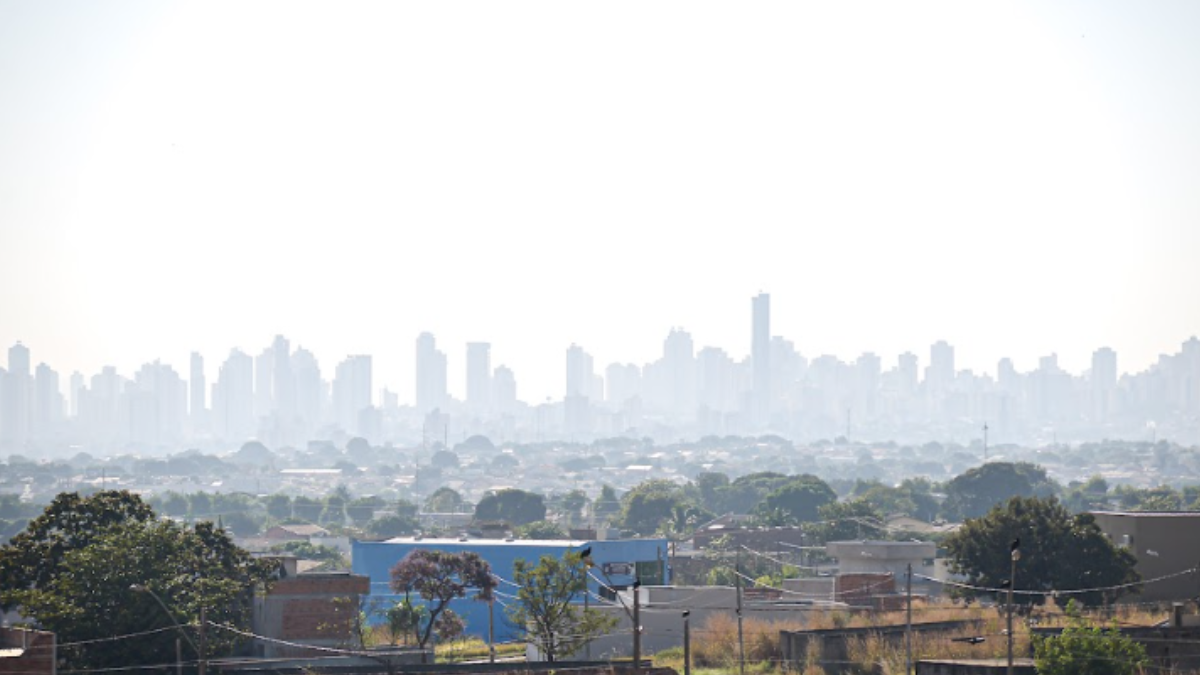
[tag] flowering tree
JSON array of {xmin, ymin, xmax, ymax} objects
[{"xmin": 389, "ymin": 550, "xmax": 496, "ymax": 652}]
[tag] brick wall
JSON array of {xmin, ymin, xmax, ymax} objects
[{"xmin": 0, "ymin": 627, "xmax": 55, "ymax": 675}]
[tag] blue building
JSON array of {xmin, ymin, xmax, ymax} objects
[{"xmin": 352, "ymin": 537, "xmax": 669, "ymax": 642}]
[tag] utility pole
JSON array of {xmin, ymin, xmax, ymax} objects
[
  {"xmin": 1008, "ymin": 546, "xmax": 1021, "ymax": 675},
  {"xmin": 199, "ymin": 605, "xmax": 207, "ymax": 675},
  {"xmin": 906, "ymin": 563, "xmax": 913, "ymax": 675},
  {"xmin": 176, "ymin": 638, "xmax": 182, "ymax": 675},
  {"xmin": 683, "ymin": 611, "xmax": 692, "ymax": 675},
  {"xmin": 632, "ymin": 580, "xmax": 641, "ymax": 675},
  {"xmin": 736, "ymin": 549, "xmax": 745, "ymax": 675},
  {"xmin": 488, "ymin": 599, "xmax": 495, "ymax": 663}
]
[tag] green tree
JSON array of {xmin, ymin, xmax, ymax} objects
[
  {"xmin": 367, "ymin": 514, "xmax": 419, "ymax": 538},
  {"xmin": 0, "ymin": 492, "xmax": 276, "ymax": 671},
  {"xmin": 515, "ymin": 520, "xmax": 568, "ymax": 540},
  {"xmin": 347, "ymin": 495, "xmax": 386, "ymax": 526},
  {"xmin": 556, "ymin": 489, "xmax": 589, "ymax": 526},
  {"xmin": 854, "ymin": 478, "xmax": 939, "ymax": 522},
  {"xmin": 944, "ymin": 496, "xmax": 1138, "ymax": 606},
  {"xmin": 389, "ymin": 550, "xmax": 496, "ymax": 654},
  {"xmin": 1034, "ymin": 601, "xmax": 1149, "ymax": 675},
  {"xmin": 475, "ymin": 488, "xmax": 547, "ymax": 526},
  {"xmin": 721, "ymin": 472, "xmax": 792, "ymax": 514},
  {"xmin": 808, "ymin": 498, "xmax": 885, "ymax": 543},
  {"xmin": 616, "ymin": 479, "xmax": 689, "ymax": 535},
  {"xmin": 264, "ymin": 494, "xmax": 293, "ymax": 520},
  {"xmin": 941, "ymin": 462, "xmax": 1058, "ymax": 521},
  {"xmin": 753, "ymin": 475, "xmax": 837, "ymax": 524},
  {"xmin": 507, "ymin": 553, "xmax": 617, "ymax": 662},
  {"xmin": 160, "ymin": 491, "xmax": 190, "ymax": 518},
  {"xmin": 425, "ymin": 487, "xmax": 465, "ymax": 513},
  {"xmin": 594, "ymin": 484, "xmax": 621, "ymax": 522},
  {"xmin": 293, "ymin": 495, "xmax": 323, "ymax": 522},
  {"xmin": 694, "ymin": 471, "xmax": 731, "ymax": 514}
]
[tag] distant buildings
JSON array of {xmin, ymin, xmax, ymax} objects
[{"xmin": 2, "ymin": 295, "xmax": 1199, "ymax": 451}]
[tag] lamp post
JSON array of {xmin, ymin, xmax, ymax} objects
[
  {"xmin": 682, "ymin": 610, "xmax": 691, "ymax": 675},
  {"xmin": 1007, "ymin": 545, "xmax": 1021, "ymax": 675},
  {"xmin": 130, "ymin": 584, "xmax": 200, "ymax": 675}
]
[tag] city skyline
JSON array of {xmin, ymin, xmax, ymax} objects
[{"xmin": 2, "ymin": 2, "xmax": 1200, "ymax": 404}]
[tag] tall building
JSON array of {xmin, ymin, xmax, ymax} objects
[
  {"xmin": 466, "ymin": 342, "xmax": 491, "ymax": 414},
  {"xmin": 492, "ymin": 365, "xmax": 517, "ymax": 416},
  {"xmin": 752, "ymin": 293, "xmax": 771, "ymax": 424},
  {"xmin": 254, "ymin": 345, "xmax": 274, "ymax": 420},
  {"xmin": 33, "ymin": 363, "xmax": 63, "ymax": 437},
  {"xmin": 926, "ymin": 341, "xmax": 955, "ymax": 393},
  {"xmin": 415, "ymin": 332, "xmax": 448, "ymax": 413},
  {"xmin": 212, "ymin": 349, "xmax": 255, "ymax": 442},
  {"xmin": 897, "ymin": 352, "xmax": 919, "ymax": 395},
  {"xmin": 189, "ymin": 352, "xmax": 206, "ymax": 429},
  {"xmin": 662, "ymin": 328, "xmax": 696, "ymax": 418},
  {"xmin": 333, "ymin": 355, "xmax": 372, "ymax": 436},
  {"xmin": 1, "ymin": 342, "xmax": 31, "ymax": 447},
  {"xmin": 272, "ymin": 335, "xmax": 295, "ymax": 420},
  {"xmin": 291, "ymin": 347, "xmax": 323, "ymax": 436},
  {"xmin": 1091, "ymin": 347, "xmax": 1118, "ymax": 422},
  {"xmin": 566, "ymin": 344, "xmax": 599, "ymax": 400}
]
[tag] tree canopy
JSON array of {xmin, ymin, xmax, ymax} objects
[
  {"xmin": 474, "ymin": 488, "xmax": 546, "ymax": 526},
  {"xmin": 941, "ymin": 462, "xmax": 1058, "ymax": 521},
  {"xmin": 0, "ymin": 491, "xmax": 277, "ymax": 671},
  {"xmin": 1034, "ymin": 601, "xmax": 1149, "ymax": 675},
  {"xmin": 753, "ymin": 475, "xmax": 837, "ymax": 524},
  {"xmin": 943, "ymin": 496, "xmax": 1138, "ymax": 606}
]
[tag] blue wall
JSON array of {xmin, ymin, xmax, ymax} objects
[{"xmin": 351, "ymin": 537, "xmax": 669, "ymax": 642}]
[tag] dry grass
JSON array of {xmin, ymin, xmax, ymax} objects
[{"xmin": 661, "ymin": 599, "xmax": 1182, "ymax": 675}]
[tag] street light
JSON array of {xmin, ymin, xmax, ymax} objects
[
  {"xmin": 682, "ymin": 610, "xmax": 691, "ymax": 675},
  {"xmin": 1007, "ymin": 543, "xmax": 1021, "ymax": 675},
  {"xmin": 130, "ymin": 584, "xmax": 202, "ymax": 675}
]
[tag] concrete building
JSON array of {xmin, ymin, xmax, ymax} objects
[
  {"xmin": 352, "ymin": 537, "xmax": 669, "ymax": 642},
  {"xmin": 826, "ymin": 540, "xmax": 938, "ymax": 595},
  {"xmin": 252, "ymin": 557, "xmax": 371, "ymax": 658},
  {"xmin": 1090, "ymin": 511, "xmax": 1200, "ymax": 602}
]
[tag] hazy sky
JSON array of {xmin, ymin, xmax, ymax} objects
[{"xmin": 2, "ymin": 1, "xmax": 1198, "ymax": 404}]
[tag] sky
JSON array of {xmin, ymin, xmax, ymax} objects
[{"xmin": 1, "ymin": 1, "xmax": 1198, "ymax": 404}]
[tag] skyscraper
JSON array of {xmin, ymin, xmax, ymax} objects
[
  {"xmin": 415, "ymin": 332, "xmax": 448, "ymax": 413},
  {"xmin": 333, "ymin": 355, "xmax": 372, "ymax": 436},
  {"xmin": 492, "ymin": 365, "xmax": 517, "ymax": 416},
  {"xmin": 1091, "ymin": 347, "xmax": 1118, "ymax": 422},
  {"xmin": 752, "ymin": 293, "xmax": 771, "ymax": 424},
  {"xmin": 1, "ymin": 342, "xmax": 31, "ymax": 447},
  {"xmin": 212, "ymin": 349, "xmax": 254, "ymax": 442},
  {"xmin": 466, "ymin": 342, "xmax": 491, "ymax": 414},
  {"xmin": 190, "ymin": 352, "xmax": 206, "ymax": 429},
  {"xmin": 565, "ymin": 344, "xmax": 596, "ymax": 399},
  {"xmin": 272, "ymin": 335, "xmax": 295, "ymax": 419}
]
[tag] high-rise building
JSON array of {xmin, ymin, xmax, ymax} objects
[
  {"xmin": 1, "ymin": 342, "xmax": 31, "ymax": 447},
  {"xmin": 69, "ymin": 371, "xmax": 84, "ymax": 418},
  {"xmin": 565, "ymin": 344, "xmax": 595, "ymax": 399},
  {"xmin": 415, "ymin": 332, "xmax": 448, "ymax": 413},
  {"xmin": 291, "ymin": 347, "xmax": 323, "ymax": 435},
  {"xmin": 605, "ymin": 363, "xmax": 642, "ymax": 409},
  {"xmin": 926, "ymin": 341, "xmax": 955, "ymax": 392},
  {"xmin": 254, "ymin": 345, "xmax": 274, "ymax": 420},
  {"xmin": 492, "ymin": 365, "xmax": 517, "ymax": 416},
  {"xmin": 1091, "ymin": 347, "xmax": 1118, "ymax": 422},
  {"xmin": 752, "ymin": 293, "xmax": 771, "ymax": 424},
  {"xmin": 212, "ymin": 349, "xmax": 255, "ymax": 442},
  {"xmin": 272, "ymin": 335, "xmax": 295, "ymax": 419},
  {"xmin": 33, "ymin": 363, "xmax": 62, "ymax": 437},
  {"xmin": 466, "ymin": 342, "xmax": 491, "ymax": 414},
  {"xmin": 189, "ymin": 352, "xmax": 206, "ymax": 429},
  {"xmin": 897, "ymin": 352, "xmax": 919, "ymax": 394},
  {"xmin": 333, "ymin": 355, "xmax": 372, "ymax": 436},
  {"xmin": 663, "ymin": 328, "xmax": 696, "ymax": 418}
]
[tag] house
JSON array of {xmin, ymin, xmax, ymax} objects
[{"xmin": 262, "ymin": 524, "xmax": 331, "ymax": 541}]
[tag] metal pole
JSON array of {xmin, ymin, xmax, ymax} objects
[
  {"xmin": 632, "ymin": 582, "xmax": 641, "ymax": 675},
  {"xmin": 683, "ymin": 611, "xmax": 691, "ymax": 675},
  {"xmin": 906, "ymin": 563, "xmax": 913, "ymax": 675},
  {"xmin": 1007, "ymin": 551, "xmax": 1018, "ymax": 675},
  {"xmin": 199, "ymin": 605, "xmax": 207, "ymax": 675},
  {"xmin": 488, "ymin": 599, "xmax": 495, "ymax": 663},
  {"xmin": 736, "ymin": 549, "xmax": 745, "ymax": 675},
  {"xmin": 176, "ymin": 638, "xmax": 182, "ymax": 675}
]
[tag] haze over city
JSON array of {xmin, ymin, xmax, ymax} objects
[{"xmin": 3, "ymin": 1, "xmax": 1199, "ymax": 408}]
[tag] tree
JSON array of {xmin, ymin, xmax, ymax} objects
[
  {"xmin": 515, "ymin": 520, "xmax": 568, "ymax": 540},
  {"xmin": 347, "ymin": 496, "xmax": 386, "ymax": 526},
  {"xmin": 0, "ymin": 492, "xmax": 276, "ymax": 671},
  {"xmin": 944, "ymin": 496, "xmax": 1138, "ymax": 606},
  {"xmin": 593, "ymin": 484, "xmax": 621, "ymax": 522},
  {"xmin": 368, "ymin": 514, "xmax": 419, "ymax": 538},
  {"xmin": 0, "ymin": 490, "xmax": 155, "ymax": 596},
  {"xmin": 941, "ymin": 462, "xmax": 1058, "ymax": 521},
  {"xmin": 556, "ymin": 489, "xmax": 589, "ymax": 526},
  {"xmin": 808, "ymin": 499, "xmax": 885, "ymax": 543},
  {"xmin": 475, "ymin": 488, "xmax": 547, "ymax": 526},
  {"xmin": 753, "ymin": 475, "xmax": 836, "ymax": 524},
  {"xmin": 430, "ymin": 450, "xmax": 459, "ymax": 469},
  {"xmin": 389, "ymin": 550, "xmax": 496, "ymax": 653},
  {"xmin": 614, "ymin": 479, "xmax": 689, "ymax": 535},
  {"xmin": 425, "ymin": 487, "xmax": 464, "ymax": 513},
  {"xmin": 293, "ymin": 495, "xmax": 323, "ymax": 522},
  {"xmin": 507, "ymin": 553, "xmax": 617, "ymax": 662},
  {"xmin": 1035, "ymin": 600, "xmax": 1148, "ymax": 675},
  {"xmin": 722, "ymin": 472, "xmax": 793, "ymax": 514},
  {"xmin": 264, "ymin": 494, "xmax": 293, "ymax": 520}
]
